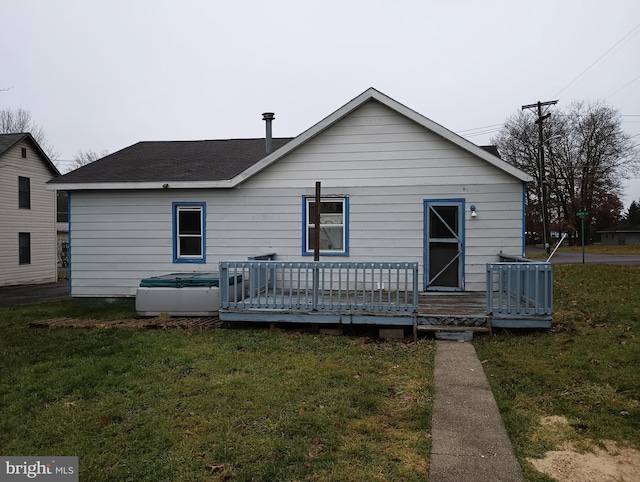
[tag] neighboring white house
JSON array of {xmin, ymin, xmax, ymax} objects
[
  {"xmin": 0, "ymin": 133, "xmax": 60, "ymax": 286},
  {"xmin": 48, "ymin": 88, "xmax": 532, "ymax": 298}
]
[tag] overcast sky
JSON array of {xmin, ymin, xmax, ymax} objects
[{"xmin": 3, "ymin": 0, "xmax": 639, "ymax": 207}]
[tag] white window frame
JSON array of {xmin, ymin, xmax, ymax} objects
[
  {"xmin": 173, "ymin": 203, "xmax": 206, "ymax": 263},
  {"xmin": 303, "ymin": 196, "xmax": 349, "ymax": 256}
]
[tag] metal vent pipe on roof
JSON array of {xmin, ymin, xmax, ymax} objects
[{"xmin": 262, "ymin": 112, "xmax": 275, "ymax": 154}]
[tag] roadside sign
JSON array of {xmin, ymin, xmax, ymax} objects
[{"xmin": 576, "ymin": 212, "xmax": 589, "ymax": 264}]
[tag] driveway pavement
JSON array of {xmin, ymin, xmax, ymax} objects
[{"xmin": 0, "ymin": 282, "xmax": 70, "ymax": 307}]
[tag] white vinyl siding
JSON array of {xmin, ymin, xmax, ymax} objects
[
  {"xmin": 0, "ymin": 140, "xmax": 57, "ymax": 286},
  {"xmin": 68, "ymin": 100, "xmax": 524, "ymax": 296}
]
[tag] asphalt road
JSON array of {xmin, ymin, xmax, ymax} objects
[{"xmin": 0, "ymin": 281, "xmax": 70, "ymax": 307}]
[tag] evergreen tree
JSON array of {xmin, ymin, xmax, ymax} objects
[{"xmin": 627, "ymin": 199, "xmax": 640, "ymax": 225}]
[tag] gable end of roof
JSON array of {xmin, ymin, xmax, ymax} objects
[
  {"xmin": 230, "ymin": 88, "xmax": 532, "ymax": 186},
  {"xmin": 0, "ymin": 133, "xmax": 59, "ymax": 176}
]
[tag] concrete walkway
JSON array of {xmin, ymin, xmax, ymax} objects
[{"xmin": 429, "ymin": 340, "xmax": 524, "ymax": 482}]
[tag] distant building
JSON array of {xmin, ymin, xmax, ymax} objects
[{"xmin": 598, "ymin": 224, "xmax": 640, "ymax": 245}]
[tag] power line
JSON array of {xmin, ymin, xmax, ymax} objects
[
  {"xmin": 457, "ymin": 115, "xmax": 640, "ymax": 138},
  {"xmin": 554, "ymin": 113, "xmax": 640, "ymax": 118},
  {"xmin": 552, "ymin": 22, "xmax": 640, "ymax": 99},
  {"xmin": 606, "ymin": 74, "xmax": 640, "ymax": 100},
  {"xmin": 461, "ymin": 128, "xmax": 504, "ymax": 138},
  {"xmin": 456, "ymin": 123, "xmax": 504, "ymax": 133}
]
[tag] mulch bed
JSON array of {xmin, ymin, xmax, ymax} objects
[{"xmin": 30, "ymin": 317, "xmax": 222, "ymax": 330}]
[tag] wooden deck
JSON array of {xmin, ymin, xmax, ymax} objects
[
  {"xmin": 220, "ymin": 289, "xmax": 491, "ymax": 330},
  {"xmin": 417, "ymin": 292, "xmax": 489, "ymax": 332},
  {"xmin": 218, "ymin": 259, "xmax": 552, "ymax": 331}
]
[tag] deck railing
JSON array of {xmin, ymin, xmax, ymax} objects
[
  {"xmin": 486, "ymin": 261, "xmax": 553, "ymax": 316},
  {"xmin": 219, "ymin": 261, "xmax": 419, "ymax": 313}
]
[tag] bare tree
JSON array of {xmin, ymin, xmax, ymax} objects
[
  {"xmin": 0, "ymin": 108, "xmax": 59, "ymax": 161},
  {"xmin": 71, "ymin": 149, "xmax": 109, "ymax": 169},
  {"xmin": 494, "ymin": 100, "xmax": 640, "ymax": 244}
]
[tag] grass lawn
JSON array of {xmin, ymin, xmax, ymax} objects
[
  {"xmin": 556, "ymin": 244, "xmax": 640, "ymax": 255},
  {"xmin": 527, "ymin": 243, "xmax": 640, "ymax": 258},
  {"xmin": 474, "ymin": 264, "xmax": 640, "ymax": 481},
  {"xmin": 0, "ymin": 301, "xmax": 434, "ymax": 481}
]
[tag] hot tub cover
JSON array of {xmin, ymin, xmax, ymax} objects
[{"xmin": 139, "ymin": 272, "xmax": 241, "ymax": 288}]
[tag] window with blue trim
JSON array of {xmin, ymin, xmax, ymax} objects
[
  {"xmin": 173, "ymin": 203, "xmax": 206, "ymax": 263},
  {"xmin": 303, "ymin": 197, "xmax": 349, "ymax": 255}
]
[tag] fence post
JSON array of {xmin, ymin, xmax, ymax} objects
[
  {"xmin": 486, "ymin": 264, "xmax": 493, "ymax": 315},
  {"xmin": 219, "ymin": 263, "xmax": 229, "ymax": 309}
]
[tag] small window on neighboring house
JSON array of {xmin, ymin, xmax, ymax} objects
[
  {"xmin": 19, "ymin": 233, "xmax": 31, "ymax": 264},
  {"xmin": 21, "ymin": 147, "xmax": 27, "ymax": 158},
  {"xmin": 57, "ymin": 191, "xmax": 69, "ymax": 223},
  {"xmin": 172, "ymin": 203, "xmax": 206, "ymax": 263},
  {"xmin": 18, "ymin": 177, "xmax": 30, "ymax": 209},
  {"xmin": 303, "ymin": 196, "xmax": 349, "ymax": 256}
]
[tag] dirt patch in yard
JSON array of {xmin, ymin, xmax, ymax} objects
[
  {"xmin": 528, "ymin": 416, "xmax": 640, "ymax": 482},
  {"xmin": 29, "ymin": 317, "xmax": 222, "ymax": 330}
]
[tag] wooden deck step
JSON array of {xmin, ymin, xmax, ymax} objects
[
  {"xmin": 416, "ymin": 325, "xmax": 489, "ymax": 333},
  {"xmin": 417, "ymin": 292, "xmax": 489, "ymax": 329}
]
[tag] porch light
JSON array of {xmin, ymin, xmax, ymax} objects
[{"xmin": 470, "ymin": 205, "xmax": 477, "ymax": 218}]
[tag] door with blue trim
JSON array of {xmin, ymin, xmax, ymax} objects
[{"xmin": 424, "ymin": 200, "xmax": 464, "ymax": 291}]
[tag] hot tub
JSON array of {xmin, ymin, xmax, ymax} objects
[{"xmin": 135, "ymin": 272, "xmax": 242, "ymax": 316}]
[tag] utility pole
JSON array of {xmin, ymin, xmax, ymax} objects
[{"xmin": 522, "ymin": 100, "xmax": 558, "ymax": 254}]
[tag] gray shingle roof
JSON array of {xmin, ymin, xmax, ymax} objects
[
  {"xmin": 0, "ymin": 133, "xmax": 30, "ymax": 155},
  {"xmin": 598, "ymin": 224, "xmax": 640, "ymax": 233},
  {"xmin": 51, "ymin": 138, "xmax": 293, "ymax": 184}
]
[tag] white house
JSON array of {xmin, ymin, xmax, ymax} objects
[
  {"xmin": 1, "ymin": 133, "xmax": 60, "ymax": 286},
  {"xmin": 48, "ymin": 88, "xmax": 532, "ymax": 299}
]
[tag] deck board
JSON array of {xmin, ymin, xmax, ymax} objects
[
  {"xmin": 220, "ymin": 290, "xmax": 551, "ymax": 329},
  {"xmin": 418, "ymin": 292, "xmax": 486, "ymax": 317},
  {"xmin": 221, "ymin": 290, "xmax": 492, "ymax": 328},
  {"xmin": 417, "ymin": 292, "xmax": 488, "ymax": 328}
]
